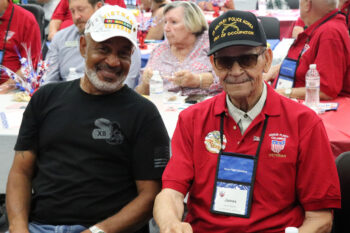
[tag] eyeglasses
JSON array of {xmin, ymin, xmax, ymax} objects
[{"xmin": 213, "ymin": 49, "xmax": 266, "ymax": 70}]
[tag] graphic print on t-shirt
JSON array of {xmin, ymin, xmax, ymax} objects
[{"xmin": 92, "ymin": 118, "xmax": 124, "ymax": 145}]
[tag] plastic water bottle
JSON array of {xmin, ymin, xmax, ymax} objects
[
  {"xmin": 67, "ymin": 67, "xmax": 80, "ymax": 81},
  {"xmin": 285, "ymin": 227, "xmax": 299, "ymax": 233},
  {"xmin": 258, "ymin": 0, "xmax": 267, "ymax": 15},
  {"xmin": 149, "ymin": 70, "xmax": 164, "ymax": 109},
  {"xmin": 305, "ymin": 64, "xmax": 320, "ymax": 113}
]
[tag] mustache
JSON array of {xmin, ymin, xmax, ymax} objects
[
  {"xmin": 96, "ymin": 63, "xmax": 122, "ymax": 74},
  {"xmin": 224, "ymin": 76, "xmax": 252, "ymax": 84}
]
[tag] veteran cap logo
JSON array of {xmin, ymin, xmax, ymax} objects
[
  {"xmin": 85, "ymin": 5, "xmax": 138, "ymax": 48},
  {"xmin": 208, "ymin": 10, "xmax": 267, "ymax": 55}
]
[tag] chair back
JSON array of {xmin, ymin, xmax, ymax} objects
[
  {"xmin": 257, "ymin": 16, "xmax": 280, "ymax": 39},
  {"xmin": 19, "ymin": 4, "xmax": 46, "ymax": 43},
  {"xmin": 333, "ymin": 151, "xmax": 350, "ymax": 233},
  {"xmin": 286, "ymin": 0, "xmax": 299, "ymax": 9}
]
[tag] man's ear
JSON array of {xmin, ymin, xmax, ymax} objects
[
  {"xmin": 79, "ymin": 35, "xmax": 87, "ymax": 58},
  {"xmin": 263, "ymin": 47, "xmax": 273, "ymax": 73},
  {"xmin": 96, "ymin": 1, "xmax": 103, "ymax": 9}
]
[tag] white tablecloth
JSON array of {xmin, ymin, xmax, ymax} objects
[{"xmin": 0, "ymin": 94, "xmax": 26, "ymax": 193}]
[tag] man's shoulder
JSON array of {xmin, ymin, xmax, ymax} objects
[
  {"xmin": 13, "ymin": 4, "xmax": 38, "ymax": 26},
  {"xmin": 52, "ymin": 25, "xmax": 79, "ymax": 41}
]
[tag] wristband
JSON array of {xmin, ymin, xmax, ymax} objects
[{"xmin": 89, "ymin": 225, "xmax": 105, "ymax": 233}]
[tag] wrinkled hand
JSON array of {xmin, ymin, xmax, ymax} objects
[
  {"xmin": 141, "ymin": 68, "xmax": 153, "ymax": 86},
  {"xmin": 159, "ymin": 222, "xmax": 193, "ymax": 233},
  {"xmin": 169, "ymin": 70, "xmax": 198, "ymax": 88}
]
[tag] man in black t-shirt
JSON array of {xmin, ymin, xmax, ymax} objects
[{"xmin": 5, "ymin": 5, "xmax": 169, "ymax": 233}]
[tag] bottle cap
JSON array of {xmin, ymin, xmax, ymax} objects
[
  {"xmin": 285, "ymin": 227, "xmax": 298, "ymax": 233},
  {"xmin": 309, "ymin": 64, "xmax": 316, "ymax": 69},
  {"xmin": 69, "ymin": 67, "xmax": 76, "ymax": 72},
  {"xmin": 153, "ymin": 70, "xmax": 160, "ymax": 75}
]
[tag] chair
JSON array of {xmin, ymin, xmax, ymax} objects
[
  {"xmin": 257, "ymin": 16, "xmax": 280, "ymax": 39},
  {"xmin": 286, "ymin": 0, "xmax": 299, "ymax": 9},
  {"xmin": 19, "ymin": 4, "xmax": 46, "ymax": 43},
  {"xmin": 332, "ymin": 151, "xmax": 350, "ymax": 233}
]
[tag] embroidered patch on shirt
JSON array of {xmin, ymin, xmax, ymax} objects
[{"xmin": 268, "ymin": 133, "xmax": 289, "ymax": 157}]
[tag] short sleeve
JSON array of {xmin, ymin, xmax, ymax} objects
[
  {"xmin": 162, "ymin": 111, "xmax": 195, "ymax": 195},
  {"xmin": 14, "ymin": 91, "xmax": 42, "ymax": 151},
  {"xmin": 131, "ymin": 104, "xmax": 170, "ymax": 180},
  {"xmin": 296, "ymin": 120, "xmax": 341, "ymax": 210}
]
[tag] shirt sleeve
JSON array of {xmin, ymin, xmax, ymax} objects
[
  {"xmin": 162, "ymin": 111, "xmax": 195, "ymax": 195},
  {"xmin": 51, "ymin": 0, "xmax": 68, "ymax": 20},
  {"xmin": 14, "ymin": 90, "xmax": 42, "ymax": 151},
  {"xmin": 313, "ymin": 30, "xmax": 348, "ymax": 98},
  {"xmin": 131, "ymin": 103, "xmax": 170, "ymax": 180},
  {"xmin": 296, "ymin": 119, "xmax": 341, "ymax": 210},
  {"xmin": 43, "ymin": 34, "xmax": 61, "ymax": 84}
]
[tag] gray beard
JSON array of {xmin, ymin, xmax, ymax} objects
[{"xmin": 85, "ymin": 66, "xmax": 124, "ymax": 93}]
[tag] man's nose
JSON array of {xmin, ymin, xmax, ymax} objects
[
  {"xmin": 229, "ymin": 60, "xmax": 244, "ymax": 75},
  {"xmin": 105, "ymin": 54, "xmax": 121, "ymax": 67}
]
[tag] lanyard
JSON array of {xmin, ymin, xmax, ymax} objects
[
  {"xmin": 219, "ymin": 112, "xmax": 269, "ymax": 158},
  {"xmin": 1, "ymin": 5, "xmax": 14, "ymax": 65},
  {"xmin": 211, "ymin": 112, "xmax": 269, "ymax": 217}
]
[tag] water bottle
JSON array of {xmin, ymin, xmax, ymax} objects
[
  {"xmin": 305, "ymin": 64, "xmax": 320, "ymax": 113},
  {"xmin": 258, "ymin": 0, "xmax": 267, "ymax": 15},
  {"xmin": 149, "ymin": 70, "xmax": 164, "ymax": 109},
  {"xmin": 285, "ymin": 227, "xmax": 298, "ymax": 233},
  {"xmin": 67, "ymin": 67, "xmax": 80, "ymax": 81}
]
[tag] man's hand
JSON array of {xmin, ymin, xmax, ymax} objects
[{"xmin": 159, "ymin": 221, "xmax": 193, "ymax": 233}]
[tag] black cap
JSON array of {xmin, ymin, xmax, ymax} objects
[{"xmin": 208, "ymin": 10, "xmax": 267, "ymax": 56}]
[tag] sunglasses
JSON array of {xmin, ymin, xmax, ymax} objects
[{"xmin": 213, "ymin": 49, "xmax": 266, "ymax": 70}]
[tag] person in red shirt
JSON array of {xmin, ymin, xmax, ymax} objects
[
  {"xmin": 0, "ymin": 0, "xmax": 41, "ymax": 93},
  {"xmin": 153, "ymin": 10, "xmax": 340, "ymax": 233},
  {"xmin": 48, "ymin": 0, "xmax": 126, "ymax": 40},
  {"xmin": 264, "ymin": 0, "xmax": 350, "ymax": 100}
]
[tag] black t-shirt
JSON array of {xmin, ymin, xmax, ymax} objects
[{"xmin": 15, "ymin": 79, "xmax": 170, "ymax": 230}]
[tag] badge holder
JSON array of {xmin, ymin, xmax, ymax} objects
[
  {"xmin": 210, "ymin": 152, "xmax": 257, "ymax": 218},
  {"xmin": 0, "ymin": 51, "xmax": 3, "ymax": 65},
  {"xmin": 275, "ymin": 58, "xmax": 298, "ymax": 89},
  {"xmin": 210, "ymin": 114, "xmax": 269, "ymax": 218}
]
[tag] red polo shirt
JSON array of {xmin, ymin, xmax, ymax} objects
[
  {"xmin": 0, "ymin": 0, "xmax": 41, "ymax": 84},
  {"xmin": 51, "ymin": 0, "xmax": 127, "ymax": 30},
  {"xmin": 274, "ymin": 10, "xmax": 350, "ymax": 98},
  {"xmin": 163, "ymin": 85, "xmax": 340, "ymax": 233}
]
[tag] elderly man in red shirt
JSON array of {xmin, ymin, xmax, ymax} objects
[
  {"xmin": 264, "ymin": 0, "xmax": 350, "ymax": 100},
  {"xmin": 153, "ymin": 9, "xmax": 340, "ymax": 233}
]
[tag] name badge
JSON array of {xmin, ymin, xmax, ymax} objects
[
  {"xmin": 211, "ymin": 152, "xmax": 257, "ymax": 218},
  {"xmin": 0, "ymin": 50, "xmax": 3, "ymax": 64},
  {"xmin": 275, "ymin": 58, "xmax": 298, "ymax": 89},
  {"xmin": 64, "ymin": 40, "xmax": 79, "ymax": 47}
]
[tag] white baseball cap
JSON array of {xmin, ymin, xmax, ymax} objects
[{"xmin": 85, "ymin": 5, "xmax": 138, "ymax": 48}]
